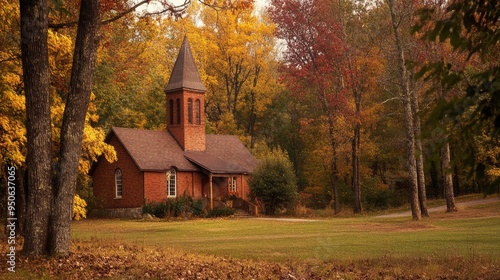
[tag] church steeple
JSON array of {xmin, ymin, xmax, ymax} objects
[
  {"xmin": 164, "ymin": 37, "xmax": 206, "ymax": 151},
  {"xmin": 164, "ymin": 36, "xmax": 207, "ymax": 93}
]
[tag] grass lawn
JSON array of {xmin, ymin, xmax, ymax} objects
[
  {"xmin": 71, "ymin": 203, "xmax": 500, "ymax": 263},
  {"xmin": 3, "ymin": 198, "xmax": 499, "ymax": 279}
]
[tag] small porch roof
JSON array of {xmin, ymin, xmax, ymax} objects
[{"xmin": 184, "ymin": 152, "xmax": 249, "ymax": 175}]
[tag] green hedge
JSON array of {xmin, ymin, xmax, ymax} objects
[{"xmin": 143, "ymin": 195, "xmax": 206, "ymax": 218}]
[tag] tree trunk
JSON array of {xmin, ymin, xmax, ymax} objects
[
  {"xmin": 16, "ymin": 168, "xmax": 26, "ymax": 236},
  {"xmin": 20, "ymin": 0, "xmax": 53, "ymax": 256},
  {"xmin": 352, "ymin": 109, "xmax": 362, "ymax": 213},
  {"xmin": 441, "ymin": 142, "xmax": 457, "ymax": 212},
  {"xmin": 49, "ymin": 0, "xmax": 100, "ymax": 255},
  {"xmin": 387, "ymin": 0, "xmax": 421, "ymax": 220},
  {"xmin": 327, "ymin": 115, "xmax": 340, "ymax": 214},
  {"xmin": 410, "ymin": 84, "xmax": 428, "ymax": 217}
]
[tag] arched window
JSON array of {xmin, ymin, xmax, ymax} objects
[
  {"xmin": 115, "ymin": 169, "xmax": 122, "ymax": 198},
  {"xmin": 166, "ymin": 168, "xmax": 176, "ymax": 197},
  {"xmin": 195, "ymin": 99, "xmax": 201, "ymax": 125},
  {"xmin": 169, "ymin": 99, "xmax": 174, "ymax": 125},
  {"xmin": 187, "ymin": 98, "xmax": 193, "ymax": 124},
  {"xmin": 176, "ymin": 99, "xmax": 181, "ymax": 124}
]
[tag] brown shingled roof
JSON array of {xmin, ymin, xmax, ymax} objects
[
  {"xmin": 164, "ymin": 36, "xmax": 207, "ymax": 93},
  {"xmin": 111, "ymin": 127, "xmax": 198, "ymax": 172},
  {"xmin": 184, "ymin": 135, "xmax": 257, "ymax": 174},
  {"xmin": 110, "ymin": 127, "xmax": 257, "ymax": 174},
  {"xmin": 205, "ymin": 134, "xmax": 257, "ymax": 173}
]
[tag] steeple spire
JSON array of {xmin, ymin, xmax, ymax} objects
[
  {"xmin": 164, "ymin": 36, "xmax": 206, "ymax": 151},
  {"xmin": 164, "ymin": 36, "xmax": 207, "ymax": 93}
]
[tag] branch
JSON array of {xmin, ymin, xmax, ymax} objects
[
  {"xmin": 101, "ymin": 0, "xmax": 154, "ymax": 25},
  {"xmin": 138, "ymin": 0, "xmax": 191, "ymax": 19},
  {"xmin": 48, "ymin": 0, "xmax": 244, "ymax": 30},
  {"xmin": 48, "ymin": 0, "xmax": 150, "ymax": 29},
  {"xmin": 381, "ymin": 96, "xmax": 401, "ymax": 104}
]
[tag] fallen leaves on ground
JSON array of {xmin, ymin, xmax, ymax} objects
[{"xmin": 1, "ymin": 239, "xmax": 499, "ymax": 279}]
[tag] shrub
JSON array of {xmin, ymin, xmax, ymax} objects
[
  {"xmin": 249, "ymin": 149, "xmax": 298, "ymax": 215},
  {"xmin": 142, "ymin": 201, "xmax": 169, "ymax": 218},
  {"xmin": 142, "ymin": 195, "xmax": 206, "ymax": 218},
  {"xmin": 362, "ymin": 177, "xmax": 407, "ymax": 211},
  {"xmin": 73, "ymin": 195, "xmax": 87, "ymax": 220},
  {"xmin": 301, "ymin": 186, "xmax": 329, "ymax": 209},
  {"xmin": 207, "ymin": 207, "xmax": 235, "ymax": 218}
]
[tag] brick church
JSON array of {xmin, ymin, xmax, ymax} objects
[{"xmin": 91, "ymin": 37, "xmax": 258, "ymax": 218}]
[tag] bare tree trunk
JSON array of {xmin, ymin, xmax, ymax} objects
[
  {"xmin": 352, "ymin": 106, "xmax": 362, "ymax": 213},
  {"xmin": 20, "ymin": 0, "xmax": 53, "ymax": 256},
  {"xmin": 387, "ymin": 0, "xmax": 421, "ymax": 220},
  {"xmin": 410, "ymin": 85, "xmax": 429, "ymax": 217},
  {"xmin": 49, "ymin": 0, "xmax": 100, "ymax": 255},
  {"xmin": 327, "ymin": 116, "xmax": 340, "ymax": 214},
  {"xmin": 442, "ymin": 142, "xmax": 457, "ymax": 212}
]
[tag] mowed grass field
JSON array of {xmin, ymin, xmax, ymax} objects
[
  {"xmin": 71, "ymin": 200, "xmax": 500, "ymax": 263},
  {"xmin": 3, "ymin": 198, "xmax": 499, "ymax": 279}
]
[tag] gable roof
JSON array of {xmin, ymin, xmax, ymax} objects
[
  {"xmin": 111, "ymin": 127, "xmax": 197, "ymax": 172},
  {"xmin": 107, "ymin": 127, "xmax": 257, "ymax": 174},
  {"xmin": 164, "ymin": 36, "xmax": 207, "ymax": 93}
]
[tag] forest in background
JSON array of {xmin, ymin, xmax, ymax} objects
[{"xmin": 1, "ymin": 0, "xmax": 499, "ymax": 218}]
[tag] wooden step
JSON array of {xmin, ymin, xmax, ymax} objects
[{"xmin": 232, "ymin": 209, "xmax": 253, "ymax": 218}]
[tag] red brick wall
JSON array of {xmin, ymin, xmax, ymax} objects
[
  {"xmin": 93, "ymin": 135, "xmax": 144, "ymax": 208},
  {"xmin": 166, "ymin": 89, "xmax": 206, "ymax": 151},
  {"xmin": 144, "ymin": 172, "xmax": 166, "ymax": 203},
  {"xmin": 144, "ymin": 171, "xmax": 205, "ymax": 203}
]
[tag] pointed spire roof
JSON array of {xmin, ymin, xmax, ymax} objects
[{"xmin": 164, "ymin": 36, "xmax": 207, "ymax": 93}]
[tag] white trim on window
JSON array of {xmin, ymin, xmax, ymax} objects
[
  {"xmin": 167, "ymin": 169, "xmax": 177, "ymax": 197},
  {"xmin": 228, "ymin": 176, "xmax": 237, "ymax": 194},
  {"xmin": 115, "ymin": 169, "xmax": 122, "ymax": 198}
]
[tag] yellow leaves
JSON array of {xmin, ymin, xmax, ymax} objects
[
  {"xmin": 487, "ymin": 168, "xmax": 500, "ymax": 177},
  {"xmin": 0, "ymin": 114, "xmax": 26, "ymax": 166},
  {"xmin": 73, "ymin": 195, "xmax": 87, "ymax": 221},
  {"xmin": 474, "ymin": 131, "xmax": 500, "ymax": 178},
  {"xmin": 1, "ymin": 89, "xmax": 24, "ymax": 113},
  {"xmin": 48, "ymin": 30, "xmax": 73, "ymax": 92},
  {"xmin": 80, "ymin": 123, "xmax": 116, "ymax": 175}
]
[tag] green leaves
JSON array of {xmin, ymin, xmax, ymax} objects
[{"xmin": 249, "ymin": 149, "xmax": 298, "ymax": 215}]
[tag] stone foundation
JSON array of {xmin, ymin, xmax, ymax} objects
[{"xmin": 91, "ymin": 207, "xmax": 142, "ymax": 219}]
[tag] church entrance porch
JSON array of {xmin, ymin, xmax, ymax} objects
[{"xmin": 200, "ymin": 174, "xmax": 259, "ymax": 216}]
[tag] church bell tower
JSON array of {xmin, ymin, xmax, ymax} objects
[{"xmin": 164, "ymin": 36, "xmax": 207, "ymax": 151}]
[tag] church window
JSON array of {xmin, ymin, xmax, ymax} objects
[
  {"xmin": 115, "ymin": 169, "xmax": 122, "ymax": 198},
  {"xmin": 167, "ymin": 169, "xmax": 176, "ymax": 197},
  {"xmin": 188, "ymin": 98, "xmax": 193, "ymax": 124},
  {"xmin": 228, "ymin": 177, "xmax": 237, "ymax": 194},
  {"xmin": 195, "ymin": 99, "xmax": 201, "ymax": 125},
  {"xmin": 169, "ymin": 100, "xmax": 174, "ymax": 125},
  {"xmin": 176, "ymin": 99, "xmax": 181, "ymax": 124}
]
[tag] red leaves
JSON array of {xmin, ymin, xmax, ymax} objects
[{"xmin": 269, "ymin": 0, "xmax": 350, "ymax": 112}]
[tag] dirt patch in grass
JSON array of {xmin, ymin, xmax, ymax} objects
[
  {"xmin": 352, "ymin": 221, "xmax": 437, "ymax": 233},
  {"xmin": 430, "ymin": 200, "xmax": 500, "ymax": 220}
]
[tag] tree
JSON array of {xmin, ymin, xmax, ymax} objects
[
  {"xmin": 198, "ymin": 3, "xmax": 279, "ymax": 147},
  {"xmin": 20, "ymin": 0, "xmax": 53, "ymax": 255},
  {"xmin": 414, "ymin": 0, "xmax": 500, "ymax": 195},
  {"xmin": 385, "ymin": 0, "xmax": 422, "ymax": 220},
  {"xmin": 270, "ymin": 0, "xmax": 350, "ymax": 214},
  {"xmin": 249, "ymin": 150, "xmax": 298, "ymax": 215},
  {"xmin": 19, "ymin": 0, "xmax": 246, "ymax": 256}
]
